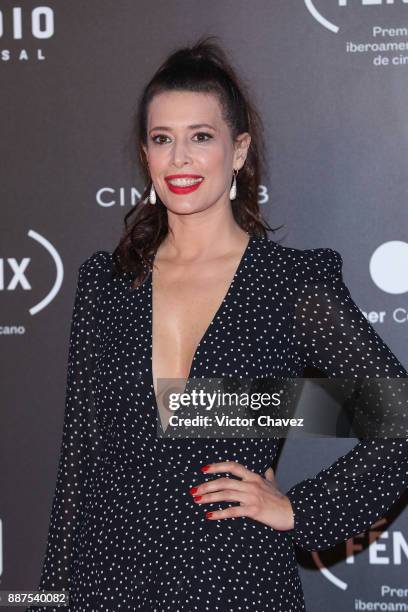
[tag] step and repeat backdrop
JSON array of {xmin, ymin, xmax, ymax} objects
[{"xmin": 1, "ymin": 1, "xmax": 407, "ymax": 610}]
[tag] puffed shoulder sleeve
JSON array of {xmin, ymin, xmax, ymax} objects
[
  {"xmin": 285, "ymin": 248, "xmax": 408, "ymax": 551},
  {"xmin": 26, "ymin": 251, "xmax": 112, "ymax": 611}
]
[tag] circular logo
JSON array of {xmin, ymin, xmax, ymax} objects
[{"xmin": 369, "ymin": 241, "xmax": 408, "ymax": 295}]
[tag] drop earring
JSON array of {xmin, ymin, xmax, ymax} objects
[
  {"xmin": 230, "ymin": 169, "xmax": 238, "ymax": 200},
  {"xmin": 149, "ymin": 181, "xmax": 156, "ymax": 205}
]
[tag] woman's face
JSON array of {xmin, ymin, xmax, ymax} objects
[{"xmin": 142, "ymin": 90, "xmax": 251, "ymax": 214}]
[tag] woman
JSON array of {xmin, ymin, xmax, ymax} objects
[{"xmin": 28, "ymin": 37, "xmax": 407, "ymax": 612}]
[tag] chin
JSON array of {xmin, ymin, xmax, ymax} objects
[{"xmin": 165, "ymin": 199, "xmax": 209, "ymax": 215}]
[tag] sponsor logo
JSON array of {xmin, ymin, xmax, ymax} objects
[
  {"xmin": 370, "ymin": 241, "xmax": 408, "ymax": 295},
  {"xmin": 304, "ymin": 1, "xmax": 408, "ymax": 67},
  {"xmin": 96, "ymin": 185, "xmax": 270, "ymax": 207},
  {"xmin": 96, "ymin": 187, "xmax": 144, "ymax": 208},
  {"xmin": 305, "ymin": 0, "xmax": 408, "ymax": 34},
  {"xmin": 312, "ymin": 518, "xmax": 407, "ymax": 596},
  {"xmin": 0, "ymin": 6, "xmax": 54, "ymax": 62},
  {"xmin": 1, "ymin": 231, "xmax": 63, "ymax": 331},
  {"xmin": 360, "ymin": 241, "xmax": 408, "ymax": 327}
]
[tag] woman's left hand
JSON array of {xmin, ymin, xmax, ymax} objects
[{"xmin": 189, "ymin": 461, "xmax": 295, "ymax": 531}]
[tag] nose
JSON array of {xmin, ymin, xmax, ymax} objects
[{"xmin": 171, "ymin": 137, "xmax": 192, "ymax": 168}]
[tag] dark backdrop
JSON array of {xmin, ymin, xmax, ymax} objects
[{"xmin": 1, "ymin": 2, "xmax": 407, "ymax": 610}]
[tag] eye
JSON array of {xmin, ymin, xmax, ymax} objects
[
  {"xmin": 192, "ymin": 132, "xmax": 213, "ymax": 142},
  {"xmin": 150, "ymin": 132, "xmax": 213, "ymax": 145},
  {"xmin": 151, "ymin": 134, "xmax": 171, "ymax": 145}
]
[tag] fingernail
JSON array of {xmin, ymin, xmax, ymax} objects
[
  {"xmin": 194, "ymin": 496, "xmax": 202, "ymax": 501},
  {"xmin": 200, "ymin": 465, "xmax": 211, "ymax": 472},
  {"xmin": 189, "ymin": 487, "xmax": 199, "ymax": 494},
  {"xmin": 205, "ymin": 511, "xmax": 213, "ymax": 519}
]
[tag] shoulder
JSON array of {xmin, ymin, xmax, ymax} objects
[
  {"xmin": 76, "ymin": 250, "xmax": 114, "ymax": 294},
  {"xmin": 293, "ymin": 246, "xmax": 343, "ymax": 284},
  {"xmin": 79, "ymin": 250, "xmax": 112, "ymax": 274},
  {"xmin": 257, "ymin": 236, "xmax": 343, "ymax": 284}
]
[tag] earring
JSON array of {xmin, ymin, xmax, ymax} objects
[
  {"xmin": 149, "ymin": 181, "xmax": 156, "ymax": 205},
  {"xmin": 230, "ymin": 169, "xmax": 238, "ymax": 200}
]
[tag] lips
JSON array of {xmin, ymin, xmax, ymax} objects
[
  {"xmin": 165, "ymin": 174, "xmax": 205, "ymax": 195},
  {"xmin": 165, "ymin": 174, "xmax": 203, "ymax": 180}
]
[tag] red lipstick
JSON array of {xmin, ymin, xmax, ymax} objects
[{"xmin": 165, "ymin": 174, "xmax": 204, "ymax": 195}]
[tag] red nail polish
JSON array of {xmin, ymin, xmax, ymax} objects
[
  {"xmin": 205, "ymin": 511, "xmax": 213, "ymax": 519},
  {"xmin": 189, "ymin": 487, "xmax": 198, "ymax": 494},
  {"xmin": 194, "ymin": 495, "xmax": 202, "ymax": 501},
  {"xmin": 200, "ymin": 465, "xmax": 211, "ymax": 472}
]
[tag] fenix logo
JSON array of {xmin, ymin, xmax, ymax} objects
[
  {"xmin": 312, "ymin": 518, "xmax": 408, "ymax": 590},
  {"xmin": 305, "ymin": 0, "xmax": 408, "ymax": 33}
]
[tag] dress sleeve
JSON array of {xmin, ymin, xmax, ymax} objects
[
  {"xmin": 26, "ymin": 251, "xmax": 112, "ymax": 611},
  {"xmin": 285, "ymin": 248, "xmax": 408, "ymax": 551}
]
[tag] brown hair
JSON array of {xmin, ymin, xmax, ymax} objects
[{"xmin": 113, "ymin": 35, "xmax": 277, "ymax": 288}]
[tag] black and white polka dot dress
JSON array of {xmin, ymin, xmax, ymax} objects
[{"xmin": 28, "ymin": 234, "xmax": 408, "ymax": 612}]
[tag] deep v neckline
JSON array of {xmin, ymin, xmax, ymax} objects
[{"xmin": 148, "ymin": 233, "xmax": 254, "ymax": 426}]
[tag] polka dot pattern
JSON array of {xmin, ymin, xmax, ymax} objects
[
  {"xmin": 287, "ymin": 246, "xmax": 408, "ymax": 551},
  {"xmin": 27, "ymin": 234, "xmax": 408, "ymax": 611}
]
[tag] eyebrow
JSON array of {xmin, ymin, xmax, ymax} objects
[{"xmin": 149, "ymin": 123, "xmax": 216, "ymax": 133}]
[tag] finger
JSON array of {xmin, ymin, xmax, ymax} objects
[
  {"xmin": 192, "ymin": 489, "xmax": 250, "ymax": 505},
  {"xmin": 190, "ymin": 477, "xmax": 254, "ymax": 497},
  {"xmin": 205, "ymin": 505, "xmax": 249, "ymax": 520},
  {"xmin": 264, "ymin": 467, "xmax": 275, "ymax": 482},
  {"xmin": 200, "ymin": 461, "xmax": 261, "ymax": 482}
]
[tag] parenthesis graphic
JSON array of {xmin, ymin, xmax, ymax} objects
[
  {"xmin": 28, "ymin": 230, "xmax": 64, "ymax": 315},
  {"xmin": 311, "ymin": 551, "xmax": 348, "ymax": 590},
  {"xmin": 304, "ymin": 0, "xmax": 339, "ymax": 33}
]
